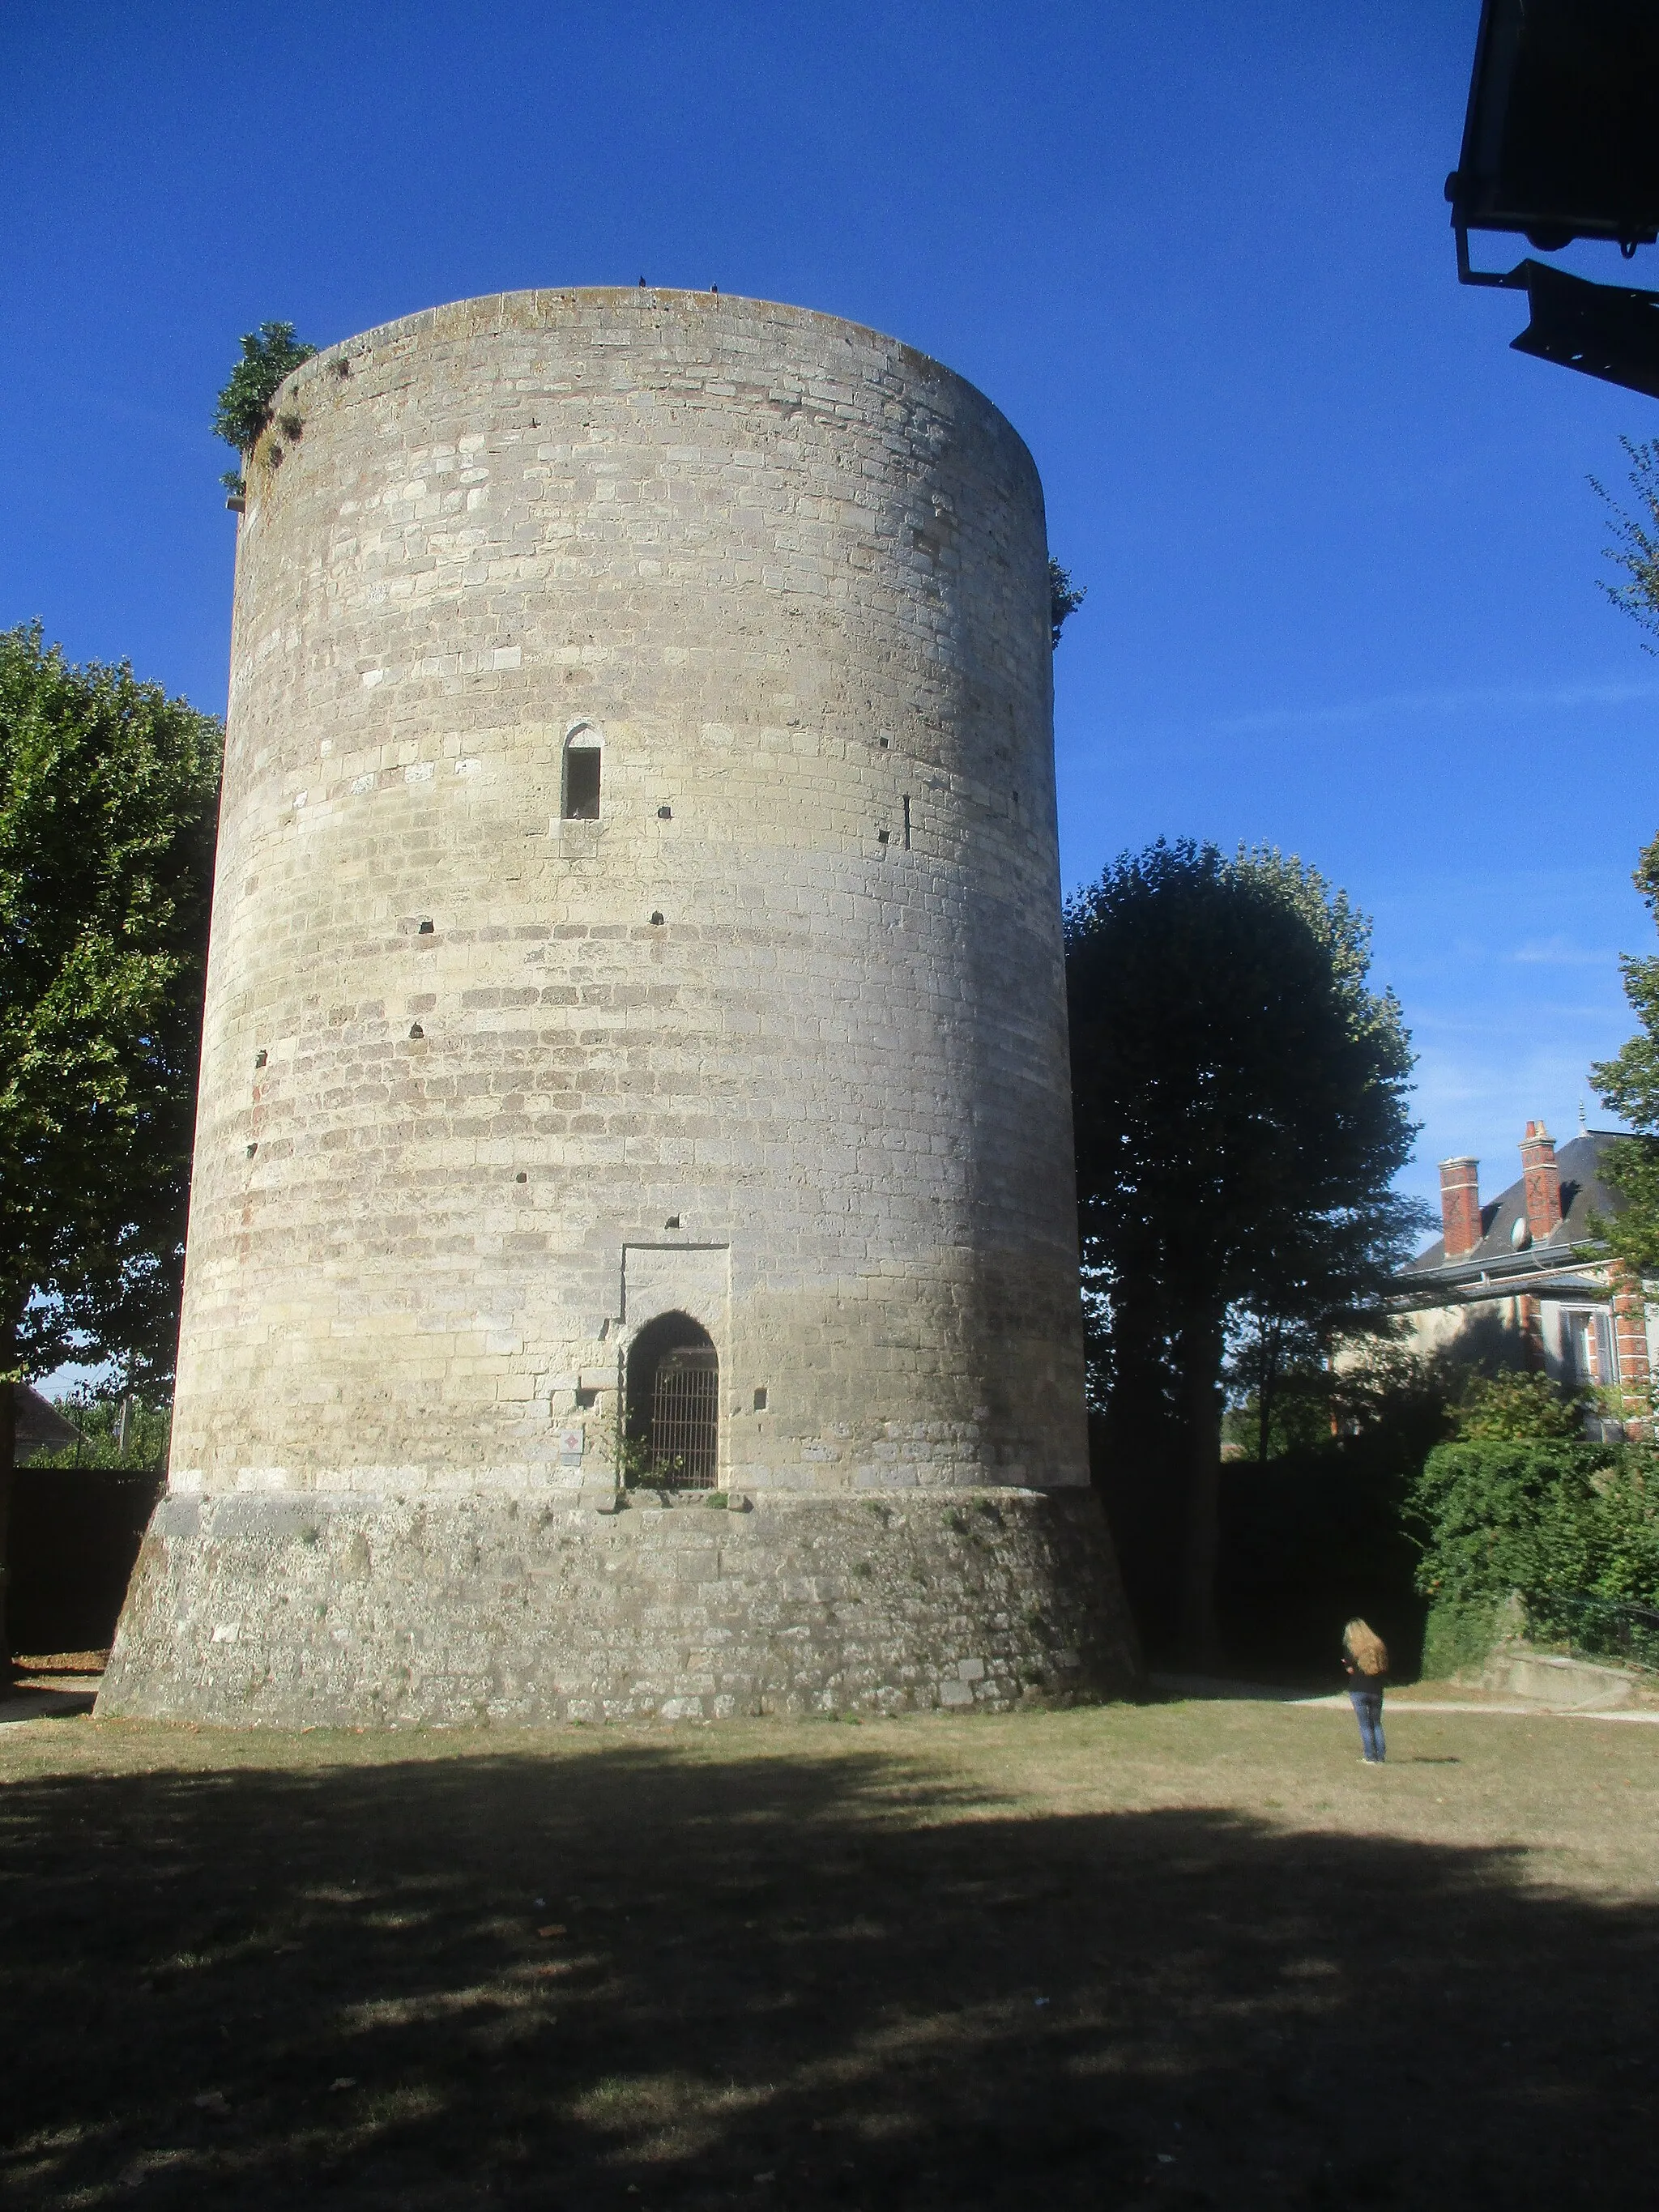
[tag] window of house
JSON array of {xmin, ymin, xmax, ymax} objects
[
  {"xmin": 1564, "ymin": 1306, "xmax": 1617, "ymax": 1386},
  {"xmin": 562, "ymin": 728, "xmax": 601, "ymax": 819}
]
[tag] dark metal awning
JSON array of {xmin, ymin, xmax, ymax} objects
[
  {"xmin": 1508, "ymin": 261, "xmax": 1659, "ymax": 401},
  {"xmin": 1448, "ymin": 0, "xmax": 1659, "ymax": 399}
]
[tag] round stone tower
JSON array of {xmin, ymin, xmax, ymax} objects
[{"xmin": 100, "ymin": 289, "xmax": 1136, "ymax": 1724}]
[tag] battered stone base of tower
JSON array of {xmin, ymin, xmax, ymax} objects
[{"xmin": 96, "ymin": 1489, "xmax": 1137, "ymax": 1727}]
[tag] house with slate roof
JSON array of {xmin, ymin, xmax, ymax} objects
[
  {"xmin": 1393, "ymin": 1122, "xmax": 1655, "ymax": 1434},
  {"xmin": 9, "ymin": 1383, "xmax": 79, "ymax": 1464}
]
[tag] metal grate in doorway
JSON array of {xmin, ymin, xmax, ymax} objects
[{"xmin": 650, "ymin": 1346, "xmax": 719, "ymax": 1489}]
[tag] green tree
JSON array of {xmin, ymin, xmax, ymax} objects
[
  {"xmin": 29, "ymin": 1392, "xmax": 173, "ymax": 1472},
  {"xmin": 212, "ymin": 321, "xmax": 316, "ymax": 494},
  {"xmin": 1067, "ymin": 839, "xmax": 1422, "ymax": 1660},
  {"xmin": 0, "ymin": 624, "xmax": 220, "ymax": 1669},
  {"xmin": 1411, "ymin": 1440, "xmax": 1608, "ymax": 1618},
  {"xmin": 1588, "ymin": 442, "xmax": 1659, "ymax": 1277},
  {"xmin": 1451, "ymin": 1370, "xmax": 1585, "ymax": 1441},
  {"xmin": 1589, "ymin": 832, "xmax": 1659, "ymax": 1275},
  {"xmin": 1592, "ymin": 436, "xmax": 1659, "ymax": 648},
  {"xmin": 1048, "ymin": 558, "xmax": 1085, "ymax": 648},
  {"xmin": 1411, "ymin": 1433, "xmax": 1659, "ymax": 1659}
]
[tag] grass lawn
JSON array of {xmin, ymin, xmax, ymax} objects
[{"xmin": 2, "ymin": 1694, "xmax": 1656, "ymax": 2210}]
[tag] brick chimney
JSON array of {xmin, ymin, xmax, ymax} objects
[
  {"xmin": 1438, "ymin": 1157, "xmax": 1482, "ymax": 1260},
  {"xmin": 1519, "ymin": 1120, "xmax": 1563, "ymax": 1242}
]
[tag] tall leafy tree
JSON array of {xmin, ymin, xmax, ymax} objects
[
  {"xmin": 1592, "ymin": 436, "xmax": 1659, "ymax": 647},
  {"xmin": 1590, "ymin": 836, "xmax": 1659, "ymax": 1276},
  {"xmin": 0, "ymin": 624, "xmax": 220, "ymax": 1666},
  {"xmin": 1589, "ymin": 442, "xmax": 1659, "ymax": 1282},
  {"xmin": 1067, "ymin": 840, "xmax": 1422, "ymax": 1660}
]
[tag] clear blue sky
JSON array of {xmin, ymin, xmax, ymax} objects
[{"xmin": 5, "ymin": 1, "xmax": 1657, "ymax": 1221}]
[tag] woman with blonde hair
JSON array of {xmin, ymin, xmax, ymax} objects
[{"xmin": 1341, "ymin": 1619, "xmax": 1388, "ymax": 1764}]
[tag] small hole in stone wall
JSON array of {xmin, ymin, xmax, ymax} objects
[
  {"xmin": 1012, "ymin": 790, "xmax": 1020, "ymax": 805},
  {"xmin": 334, "ymin": 357, "xmax": 351, "ymax": 377},
  {"xmin": 254, "ymin": 1049, "xmax": 267, "ymax": 1069},
  {"xmin": 515, "ymin": 1171, "xmax": 527, "ymax": 1183},
  {"xmin": 650, "ymin": 911, "xmax": 665, "ymax": 927},
  {"xmin": 753, "ymin": 1386, "xmax": 768, "ymax": 1412},
  {"xmin": 658, "ymin": 805, "xmax": 672, "ymax": 819},
  {"xmin": 879, "ymin": 735, "xmax": 890, "ymax": 748},
  {"xmin": 418, "ymin": 918, "xmax": 434, "ymax": 934},
  {"xmin": 245, "ymin": 1142, "xmax": 258, "ymax": 1158},
  {"xmin": 408, "ymin": 1022, "xmax": 424, "ymax": 1039},
  {"xmin": 664, "ymin": 1214, "xmax": 681, "ymax": 1230},
  {"xmin": 575, "ymin": 1387, "xmax": 599, "ymax": 1409},
  {"xmin": 876, "ymin": 828, "xmax": 890, "ymax": 845}
]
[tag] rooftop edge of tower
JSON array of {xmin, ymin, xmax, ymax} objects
[{"xmin": 267, "ymin": 286, "xmax": 1040, "ymax": 492}]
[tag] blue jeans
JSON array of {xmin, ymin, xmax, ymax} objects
[{"xmin": 1350, "ymin": 1685, "xmax": 1385, "ymax": 1762}]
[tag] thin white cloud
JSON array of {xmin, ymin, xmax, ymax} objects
[
  {"xmin": 1509, "ymin": 937, "xmax": 1619, "ymax": 968},
  {"xmin": 1215, "ymin": 677, "xmax": 1659, "ymax": 739}
]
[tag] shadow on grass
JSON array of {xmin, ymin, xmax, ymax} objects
[
  {"xmin": 2, "ymin": 1739, "xmax": 1655, "ymax": 2210},
  {"xmin": 0, "ymin": 1689, "xmax": 100, "ymax": 1725}
]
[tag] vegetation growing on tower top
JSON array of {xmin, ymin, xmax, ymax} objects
[
  {"xmin": 212, "ymin": 322, "xmax": 317, "ymax": 496},
  {"xmin": 1048, "ymin": 558, "xmax": 1085, "ymax": 648}
]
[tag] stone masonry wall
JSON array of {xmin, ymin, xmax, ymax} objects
[
  {"xmin": 100, "ymin": 1489, "xmax": 1137, "ymax": 1726},
  {"xmin": 101, "ymin": 290, "xmax": 1138, "ymax": 1725},
  {"xmin": 167, "ymin": 288, "xmax": 1088, "ymax": 1498}
]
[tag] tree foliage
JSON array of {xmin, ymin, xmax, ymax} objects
[
  {"xmin": 212, "ymin": 321, "xmax": 316, "ymax": 491},
  {"xmin": 1591, "ymin": 436, "xmax": 1659, "ymax": 648},
  {"xmin": 1414, "ymin": 1442, "xmax": 1611, "ymax": 1612},
  {"xmin": 1589, "ymin": 831, "xmax": 1659, "ymax": 1274},
  {"xmin": 28, "ymin": 1393, "xmax": 172, "ymax": 1473},
  {"xmin": 1450, "ymin": 1370, "xmax": 1585, "ymax": 1442},
  {"xmin": 1412, "ymin": 1440, "xmax": 1659, "ymax": 1619},
  {"xmin": 1047, "ymin": 557, "xmax": 1085, "ymax": 649},
  {"xmin": 1067, "ymin": 838, "xmax": 1423, "ymax": 1656},
  {"xmin": 1586, "ymin": 442, "xmax": 1659, "ymax": 1277},
  {"xmin": 1224, "ymin": 1339, "xmax": 1461, "ymax": 1464},
  {"xmin": 1, "ymin": 624, "xmax": 221, "ymax": 1396},
  {"xmin": 1411, "ymin": 1348, "xmax": 1659, "ymax": 1666}
]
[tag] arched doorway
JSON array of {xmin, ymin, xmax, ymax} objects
[{"xmin": 625, "ymin": 1312, "xmax": 719, "ymax": 1490}]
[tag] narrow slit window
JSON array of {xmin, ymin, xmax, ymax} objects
[
  {"xmin": 902, "ymin": 795, "xmax": 911, "ymax": 850},
  {"xmin": 562, "ymin": 731, "xmax": 602, "ymax": 820}
]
